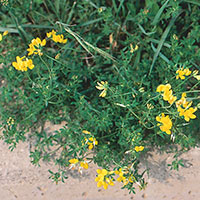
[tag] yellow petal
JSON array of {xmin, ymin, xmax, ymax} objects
[
  {"xmin": 3, "ymin": 30, "xmax": 8, "ymax": 36},
  {"xmin": 99, "ymin": 89, "xmax": 107, "ymax": 97},
  {"xmin": 194, "ymin": 75, "xmax": 200, "ymax": 80},
  {"xmin": 96, "ymin": 85, "xmax": 104, "ymax": 90},
  {"xmin": 103, "ymin": 182, "xmax": 108, "ymax": 190},
  {"xmin": 97, "ymin": 181, "xmax": 103, "ymax": 188},
  {"xmin": 41, "ymin": 39, "xmax": 46, "ymax": 46},
  {"xmin": 69, "ymin": 158, "xmax": 79, "ymax": 164},
  {"xmin": 82, "ymin": 130, "xmax": 91, "ymax": 134},
  {"xmin": 101, "ymin": 169, "xmax": 108, "ymax": 176}
]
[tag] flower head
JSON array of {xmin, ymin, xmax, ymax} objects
[
  {"xmin": 178, "ymin": 106, "xmax": 197, "ymax": 122},
  {"xmin": 69, "ymin": 158, "xmax": 89, "ymax": 173},
  {"xmin": 156, "ymin": 113, "xmax": 172, "ymax": 135},
  {"xmin": 7, "ymin": 117, "xmax": 14, "ymax": 126},
  {"xmin": 156, "ymin": 84, "xmax": 177, "ymax": 105},
  {"xmin": 115, "ymin": 167, "xmax": 135, "ymax": 186},
  {"xmin": 176, "ymin": 93, "xmax": 197, "ymax": 122},
  {"xmin": 46, "ymin": 30, "xmax": 67, "ymax": 44},
  {"xmin": 0, "ymin": 31, "xmax": 8, "ymax": 42},
  {"xmin": 130, "ymin": 44, "xmax": 138, "ymax": 53},
  {"xmin": 12, "ymin": 56, "xmax": 35, "ymax": 71},
  {"xmin": 176, "ymin": 67, "xmax": 191, "ymax": 80},
  {"xmin": 84, "ymin": 136, "xmax": 98, "ymax": 150},
  {"xmin": 95, "ymin": 169, "xmax": 114, "ymax": 190},
  {"xmin": 27, "ymin": 37, "xmax": 46, "ymax": 56},
  {"xmin": 134, "ymin": 146, "xmax": 144, "ymax": 152},
  {"xmin": 96, "ymin": 81, "xmax": 108, "ymax": 97}
]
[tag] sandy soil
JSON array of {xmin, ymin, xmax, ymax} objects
[{"xmin": 0, "ymin": 124, "xmax": 200, "ymax": 200}]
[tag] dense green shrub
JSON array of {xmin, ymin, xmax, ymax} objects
[{"xmin": 0, "ymin": 0, "xmax": 200, "ymax": 193}]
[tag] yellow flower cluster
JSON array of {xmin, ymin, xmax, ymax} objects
[
  {"xmin": 115, "ymin": 168, "xmax": 134, "ymax": 186},
  {"xmin": 0, "ymin": 30, "xmax": 8, "ymax": 42},
  {"xmin": 27, "ymin": 37, "xmax": 46, "ymax": 56},
  {"xmin": 176, "ymin": 93, "xmax": 197, "ymax": 122},
  {"xmin": 96, "ymin": 81, "xmax": 108, "ymax": 97},
  {"xmin": 156, "ymin": 84, "xmax": 177, "ymax": 105},
  {"xmin": 176, "ymin": 67, "xmax": 191, "ymax": 80},
  {"xmin": 156, "ymin": 113, "xmax": 172, "ymax": 135},
  {"xmin": 68, "ymin": 158, "xmax": 88, "ymax": 174},
  {"xmin": 7, "ymin": 117, "xmax": 14, "ymax": 126},
  {"xmin": 156, "ymin": 77, "xmax": 198, "ymax": 134},
  {"xmin": 95, "ymin": 169, "xmax": 114, "ymax": 190},
  {"xmin": 82, "ymin": 130, "xmax": 98, "ymax": 150},
  {"xmin": 134, "ymin": 146, "xmax": 144, "ymax": 152},
  {"xmin": 130, "ymin": 44, "xmax": 139, "ymax": 53},
  {"xmin": 46, "ymin": 30, "xmax": 67, "ymax": 44},
  {"xmin": 12, "ymin": 29, "xmax": 68, "ymax": 71},
  {"xmin": 12, "ymin": 56, "xmax": 34, "ymax": 71}
]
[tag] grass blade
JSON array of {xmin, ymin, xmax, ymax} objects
[
  {"xmin": 79, "ymin": 18, "xmax": 103, "ymax": 27},
  {"xmin": 148, "ymin": 11, "xmax": 182, "ymax": 75},
  {"xmin": 57, "ymin": 22, "xmax": 117, "ymax": 62},
  {"xmin": 0, "ymin": 27, "xmax": 18, "ymax": 33},
  {"xmin": 151, "ymin": 43, "xmax": 170, "ymax": 64},
  {"xmin": 183, "ymin": 0, "xmax": 200, "ymax": 6},
  {"xmin": 152, "ymin": 0, "xmax": 170, "ymax": 26},
  {"xmin": 137, "ymin": 24, "xmax": 156, "ymax": 36}
]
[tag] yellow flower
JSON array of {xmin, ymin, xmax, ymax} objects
[
  {"xmin": 115, "ymin": 168, "xmax": 127, "ymax": 184},
  {"xmin": 176, "ymin": 67, "xmax": 191, "ymax": 79},
  {"xmin": 69, "ymin": 158, "xmax": 79, "ymax": 164},
  {"xmin": 193, "ymin": 70, "xmax": 200, "ymax": 80},
  {"xmin": 46, "ymin": 30, "xmax": 67, "ymax": 44},
  {"xmin": 68, "ymin": 158, "xmax": 79, "ymax": 170},
  {"xmin": 7, "ymin": 117, "xmax": 14, "ymax": 126},
  {"xmin": 82, "ymin": 130, "xmax": 98, "ymax": 150},
  {"xmin": 98, "ymin": 7, "xmax": 103, "ymax": 13},
  {"xmin": 130, "ymin": 44, "xmax": 138, "ymax": 53},
  {"xmin": 80, "ymin": 161, "xmax": 89, "ymax": 169},
  {"xmin": 46, "ymin": 29, "xmax": 56, "ymax": 38},
  {"xmin": 3, "ymin": 30, "xmax": 8, "ymax": 36},
  {"xmin": 178, "ymin": 106, "xmax": 197, "ymax": 122},
  {"xmin": 156, "ymin": 113, "xmax": 172, "ymax": 135},
  {"xmin": 115, "ymin": 168, "xmax": 134, "ymax": 186},
  {"xmin": 175, "ymin": 93, "xmax": 191, "ymax": 108},
  {"xmin": 86, "ymin": 137, "xmax": 98, "ymax": 150},
  {"xmin": 176, "ymin": 93, "xmax": 197, "ymax": 122},
  {"xmin": 134, "ymin": 146, "xmax": 144, "ymax": 152},
  {"xmin": 55, "ymin": 53, "xmax": 60, "ymax": 59},
  {"xmin": 82, "ymin": 130, "xmax": 91, "ymax": 134},
  {"xmin": 173, "ymin": 34, "xmax": 178, "ymax": 40},
  {"xmin": 156, "ymin": 84, "xmax": 177, "ymax": 105},
  {"xmin": 69, "ymin": 158, "xmax": 89, "ymax": 173},
  {"xmin": 12, "ymin": 56, "xmax": 35, "ymax": 71},
  {"xmin": 0, "ymin": 31, "xmax": 8, "ymax": 42},
  {"xmin": 24, "ymin": 58, "xmax": 34, "ymax": 70},
  {"xmin": 95, "ymin": 169, "xmax": 114, "ymax": 190},
  {"xmin": 156, "ymin": 84, "xmax": 171, "ymax": 92},
  {"xmin": 96, "ymin": 81, "xmax": 108, "ymax": 97},
  {"xmin": 78, "ymin": 160, "xmax": 89, "ymax": 174},
  {"xmin": 27, "ymin": 37, "xmax": 46, "ymax": 56}
]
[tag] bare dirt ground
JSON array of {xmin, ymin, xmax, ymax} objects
[{"xmin": 0, "ymin": 124, "xmax": 200, "ymax": 200}]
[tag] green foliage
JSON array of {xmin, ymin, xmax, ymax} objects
[{"xmin": 0, "ymin": 0, "xmax": 200, "ymax": 193}]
